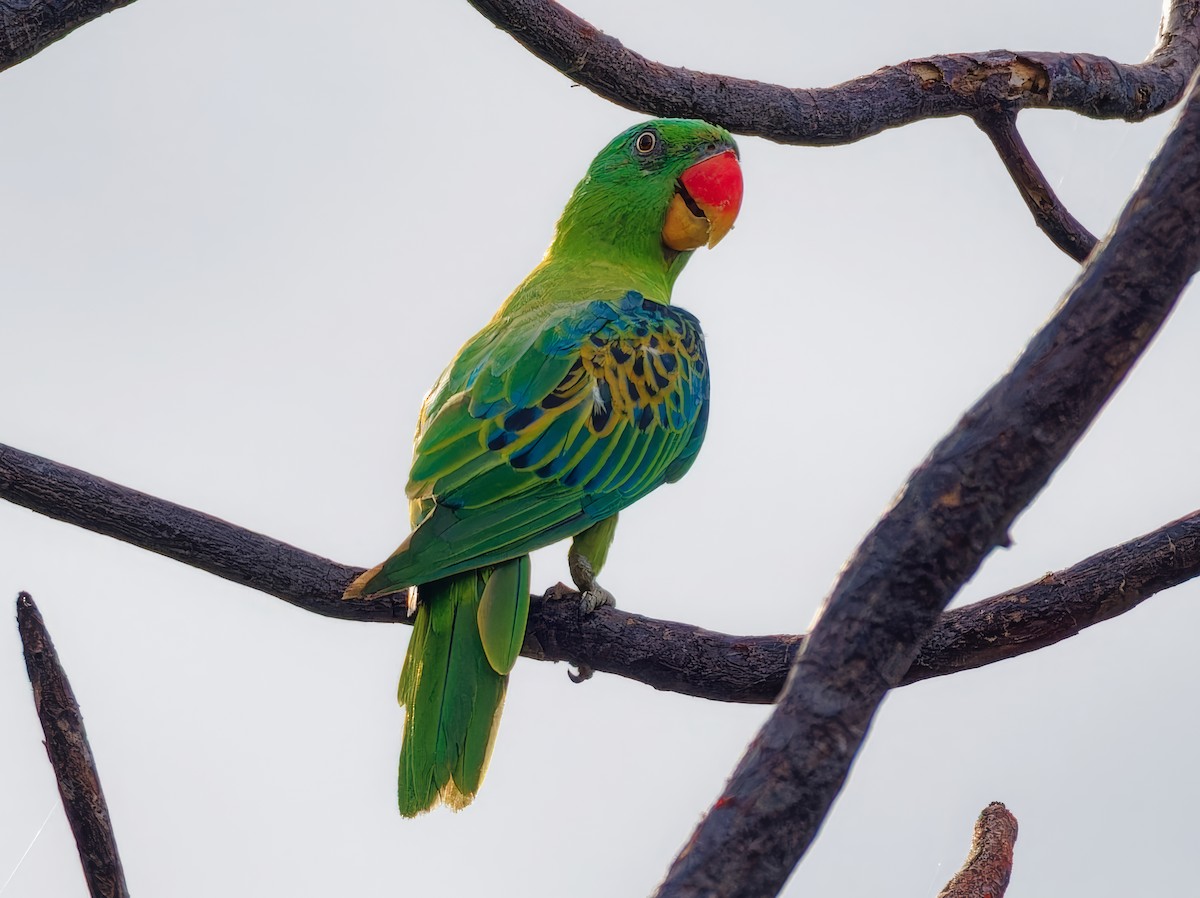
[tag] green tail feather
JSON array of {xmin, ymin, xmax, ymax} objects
[{"xmin": 396, "ymin": 557, "xmax": 529, "ymax": 816}]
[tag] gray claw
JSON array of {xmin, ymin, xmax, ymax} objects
[
  {"xmin": 580, "ymin": 585, "xmax": 616, "ymax": 614},
  {"xmin": 569, "ymin": 553, "xmax": 617, "ymax": 613}
]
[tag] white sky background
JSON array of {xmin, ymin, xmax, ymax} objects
[{"xmin": 2, "ymin": 0, "xmax": 1197, "ymax": 894}]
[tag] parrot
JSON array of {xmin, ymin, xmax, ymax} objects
[{"xmin": 345, "ymin": 118, "xmax": 743, "ymax": 816}]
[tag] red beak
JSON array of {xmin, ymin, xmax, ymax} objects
[{"xmin": 662, "ymin": 150, "xmax": 744, "ymax": 251}]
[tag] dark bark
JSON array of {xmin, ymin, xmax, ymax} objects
[
  {"xmin": 653, "ymin": 68, "xmax": 1200, "ymax": 898},
  {"xmin": 534, "ymin": 507, "xmax": 1200, "ymax": 700},
  {"xmin": 4, "ymin": 443, "xmax": 1200, "ymax": 703},
  {"xmin": 906, "ymin": 509, "xmax": 1200, "ymax": 684},
  {"xmin": 0, "ymin": 0, "xmax": 137, "ymax": 74},
  {"xmin": 17, "ymin": 592, "xmax": 130, "ymax": 898},
  {"xmin": 467, "ymin": 0, "xmax": 1200, "ymax": 143},
  {"xmin": 936, "ymin": 803, "xmax": 1018, "ymax": 898},
  {"xmin": 974, "ymin": 111, "xmax": 1099, "ymax": 263},
  {"xmin": 3, "ymin": 0, "xmax": 1195, "ymax": 131},
  {"xmin": 0, "ymin": 444, "xmax": 402, "ymax": 622}
]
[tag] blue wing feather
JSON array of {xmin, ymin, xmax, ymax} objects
[{"xmin": 378, "ymin": 291, "xmax": 708, "ymax": 590}]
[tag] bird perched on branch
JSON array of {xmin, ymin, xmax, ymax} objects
[{"xmin": 346, "ymin": 118, "xmax": 743, "ymax": 816}]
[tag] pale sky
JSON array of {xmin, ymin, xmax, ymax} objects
[{"xmin": 2, "ymin": 1, "xmax": 1197, "ymax": 895}]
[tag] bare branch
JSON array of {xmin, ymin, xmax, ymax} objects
[
  {"xmin": 653, "ymin": 69, "xmax": 1200, "ymax": 898},
  {"xmin": 973, "ymin": 111, "xmax": 1099, "ymax": 262},
  {"xmin": 534, "ymin": 506, "xmax": 1200, "ymax": 699},
  {"xmin": 936, "ymin": 803, "xmax": 1018, "ymax": 898},
  {"xmin": 2, "ymin": 446, "xmax": 1200, "ymax": 701},
  {"xmin": 468, "ymin": 0, "xmax": 1195, "ymax": 261},
  {"xmin": 0, "ymin": 0, "xmax": 137, "ymax": 74},
  {"xmin": 467, "ymin": 0, "xmax": 1200, "ymax": 144},
  {"xmin": 3, "ymin": 0, "xmax": 1192, "ymax": 136},
  {"xmin": 4, "ymin": 445, "xmax": 1200, "ymax": 702},
  {"xmin": 906, "ymin": 509, "xmax": 1200, "ymax": 684},
  {"xmin": 17, "ymin": 592, "xmax": 130, "ymax": 898},
  {"xmin": 0, "ymin": 443, "xmax": 402, "ymax": 623}
]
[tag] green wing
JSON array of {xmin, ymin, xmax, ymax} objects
[{"xmin": 358, "ymin": 291, "xmax": 709, "ymax": 596}]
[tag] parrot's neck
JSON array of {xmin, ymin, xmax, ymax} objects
[
  {"xmin": 503, "ymin": 229, "xmax": 691, "ymax": 316},
  {"xmin": 507, "ymin": 248, "xmax": 680, "ymax": 310},
  {"xmin": 512, "ymin": 180, "xmax": 694, "ymax": 309}
]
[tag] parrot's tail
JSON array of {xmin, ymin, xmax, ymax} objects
[{"xmin": 395, "ymin": 556, "xmax": 530, "ymax": 817}]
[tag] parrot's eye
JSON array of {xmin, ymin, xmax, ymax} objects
[{"xmin": 634, "ymin": 131, "xmax": 657, "ymax": 155}]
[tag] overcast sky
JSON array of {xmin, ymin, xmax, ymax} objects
[{"xmin": 2, "ymin": 1, "xmax": 1198, "ymax": 895}]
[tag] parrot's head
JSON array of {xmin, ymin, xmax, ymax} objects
[{"xmin": 551, "ymin": 119, "xmax": 743, "ymax": 291}]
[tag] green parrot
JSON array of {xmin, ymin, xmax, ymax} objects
[{"xmin": 345, "ymin": 118, "xmax": 743, "ymax": 816}]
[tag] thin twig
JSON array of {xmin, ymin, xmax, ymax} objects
[
  {"xmin": 654, "ymin": 68, "xmax": 1200, "ymax": 898},
  {"xmin": 17, "ymin": 592, "xmax": 130, "ymax": 898},
  {"xmin": 4, "ymin": 444, "xmax": 1200, "ymax": 702},
  {"xmin": 973, "ymin": 110, "xmax": 1099, "ymax": 262},
  {"xmin": 936, "ymin": 803, "xmax": 1018, "ymax": 898}
]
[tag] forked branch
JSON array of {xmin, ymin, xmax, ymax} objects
[
  {"xmin": 468, "ymin": 0, "xmax": 1200, "ymax": 142},
  {"xmin": 465, "ymin": 0, "xmax": 1198, "ymax": 260},
  {"xmin": 1, "ymin": 1, "xmax": 1195, "ymax": 262}
]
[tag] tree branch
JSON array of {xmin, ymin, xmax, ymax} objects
[
  {"xmin": 0, "ymin": 0, "xmax": 1190, "ymax": 264},
  {"xmin": 0, "ymin": 443, "xmax": 402, "ymax": 622},
  {"xmin": 534, "ymin": 506, "xmax": 1200, "ymax": 699},
  {"xmin": 905, "ymin": 509, "xmax": 1200, "ymax": 684},
  {"xmin": 4, "ymin": 444, "xmax": 1200, "ymax": 703},
  {"xmin": 973, "ymin": 110, "xmax": 1099, "ymax": 262},
  {"xmin": 653, "ymin": 68, "xmax": 1200, "ymax": 898},
  {"xmin": 0, "ymin": 0, "xmax": 137, "ymax": 74},
  {"xmin": 17, "ymin": 592, "xmax": 130, "ymax": 898},
  {"xmin": 468, "ymin": 0, "xmax": 1197, "ymax": 262},
  {"xmin": 468, "ymin": 0, "xmax": 1200, "ymax": 144},
  {"xmin": 936, "ymin": 803, "xmax": 1018, "ymax": 898}
]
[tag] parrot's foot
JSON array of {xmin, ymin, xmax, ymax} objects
[
  {"xmin": 545, "ymin": 586, "xmax": 600, "ymax": 684},
  {"xmin": 580, "ymin": 583, "xmax": 615, "ymax": 614},
  {"xmin": 569, "ymin": 553, "xmax": 616, "ymax": 614}
]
